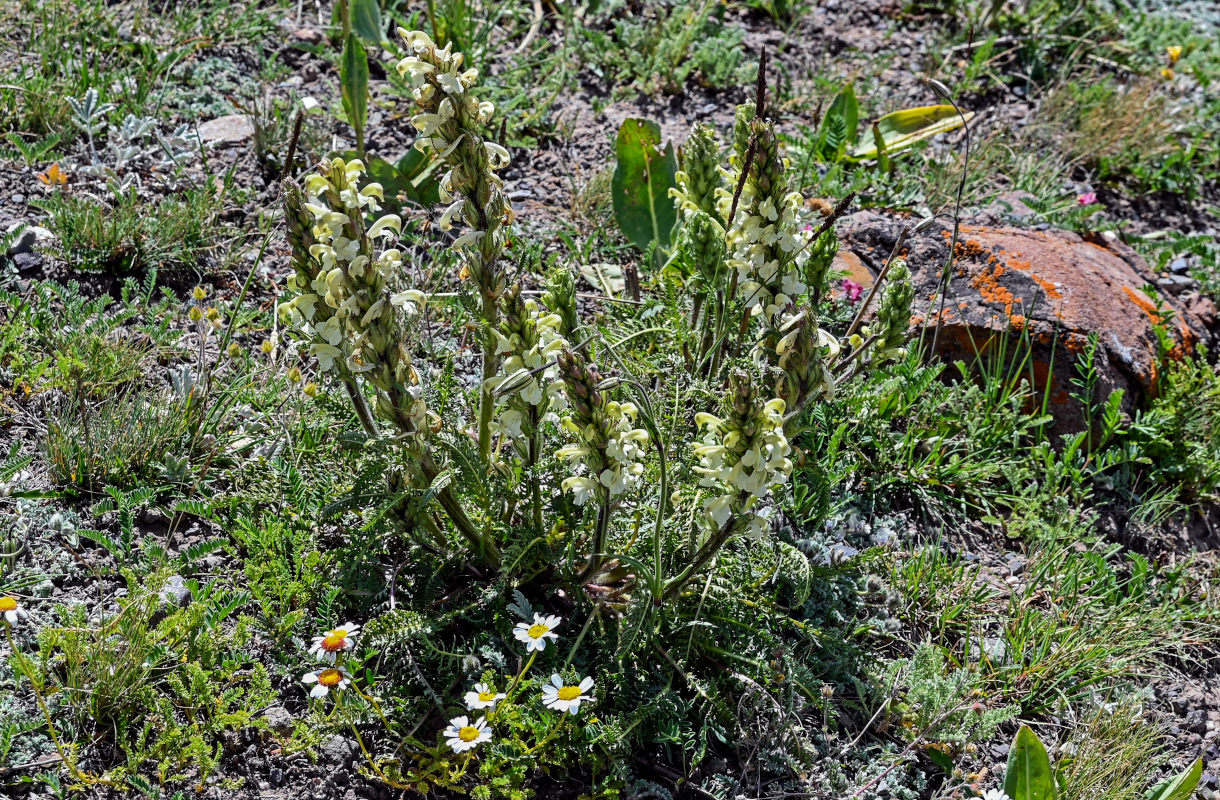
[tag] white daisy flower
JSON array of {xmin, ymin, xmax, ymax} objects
[
  {"xmin": 309, "ymin": 622, "xmax": 361, "ymax": 663},
  {"xmin": 541, "ymin": 674, "xmax": 594, "ymax": 715},
  {"xmin": 513, "ymin": 613, "xmax": 561, "ymax": 652},
  {"xmin": 443, "ymin": 715, "xmax": 491, "ymax": 753},
  {"xmin": 464, "ymin": 683, "xmax": 506, "ymax": 710},
  {"xmin": 981, "ymin": 791, "xmax": 1012, "ymax": 800},
  {"xmin": 301, "ymin": 665, "xmax": 353, "ymax": 698},
  {"xmin": 0, "ymin": 596, "xmax": 27, "ymax": 626}
]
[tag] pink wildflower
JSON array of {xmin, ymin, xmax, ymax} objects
[
  {"xmin": 1077, "ymin": 192, "xmax": 1097, "ymax": 206},
  {"xmin": 842, "ymin": 279, "xmax": 864, "ymax": 304}
]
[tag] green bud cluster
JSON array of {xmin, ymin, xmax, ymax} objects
[
  {"xmin": 803, "ymin": 227, "xmax": 840, "ymax": 301},
  {"xmin": 868, "ymin": 258, "xmax": 915, "ymax": 363},
  {"xmin": 772, "ymin": 307, "xmax": 838, "ymax": 410},
  {"xmin": 677, "ymin": 210, "xmax": 728, "ymax": 296},
  {"xmin": 731, "ymin": 105, "xmax": 757, "ymax": 172},
  {"xmin": 673, "ymin": 122, "xmax": 723, "ymax": 218},
  {"xmin": 540, "ymin": 266, "xmax": 579, "ymax": 340}
]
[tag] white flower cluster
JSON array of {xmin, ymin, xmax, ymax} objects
[
  {"xmin": 396, "ymin": 29, "xmax": 510, "ymax": 256},
  {"xmin": 280, "ymin": 158, "xmax": 410, "ymax": 374},
  {"xmin": 693, "ymin": 397, "xmax": 793, "ymax": 539},
  {"xmin": 725, "ymin": 187, "xmax": 813, "ymax": 324},
  {"xmin": 484, "ymin": 299, "xmax": 568, "ymax": 439},
  {"xmin": 558, "ymin": 401, "xmax": 650, "ymax": 505}
]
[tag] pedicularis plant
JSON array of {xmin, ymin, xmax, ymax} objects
[{"xmin": 279, "ymin": 28, "xmax": 916, "ymax": 795}]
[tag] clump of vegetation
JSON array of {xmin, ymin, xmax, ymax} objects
[{"xmin": 1, "ymin": 0, "xmax": 1219, "ymax": 798}]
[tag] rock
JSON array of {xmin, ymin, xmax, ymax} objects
[
  {"xmin": 301, "ymin": 96, "xmax": 320, "ymax": 112},
  {"xmin": 159, "ymin": 575, "xmax": 192, "ymax": 608},
  {"xmin": 839, "ymin": 214, "xmax": 1212, "ymax": 433},
  {"xmin": 291, "ymin": 27, "xmax": 322, "ymax": 44},
  {"xmin": 262, "ymin": 705, "xmax": 294, "ymax": 734},
  {"xmin": 5, "ymin": 222, "xmax": 53, "ymax": 256},
  {"xmin": 319, "ymin": 734, "xmax": 357, "ymax": 767},
  {"xmin": 269, "ymin": 767, "xmax": 285, "ymax": 786},
  {"xmin": 196, "ymin": 114, "xmax": 255, "ymax": 145}
]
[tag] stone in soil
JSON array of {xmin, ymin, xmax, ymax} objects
[
  {"xmin": 839, "ymin": 212, "xmax": 1215, "ymax": 433},
  {"xmin": 197, "ymin": 114, "xmax": 256, "ymax": 145}
]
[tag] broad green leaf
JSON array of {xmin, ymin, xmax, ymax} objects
[
  {"xmin": 850, "ymin": 104, "xmax": 974, "ymax": 159},
  {"xmin": 350, "ymin": 0, "xmax": 383, "ymax": 43},
  {"xmin": 354, "ymin": 152, "xmax": 442, "ymax": 210},
  {"xmin": 1004, "ymin": 726, "xmax": 1057, "ymax": 800},
  {"xmin": 1144, "ymin": 758, "xmax": 1202, "ymax": 800},
  {"xmin": 612, "ymin": 118, "xmax": 678, "ymax": 260},
  {"xmin": 339, "ymin": 34, "xmax": 369, "ymax": 140},
  {"xmin": 818, "ymin": 83, "xmax": 858, "ymax": 160}
]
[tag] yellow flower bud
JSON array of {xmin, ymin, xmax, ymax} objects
[
  {"xmin": 188, "ymin": 307, "xmax": 203, "ymax": 322},
  {"xmin": 1167, "ymin": 45, "xmax": 1183, "ymax": 63},
  {"xmin": 192, "ymin": 285, "xmax": 207, "ymax": 301},
  {"xmin": 303, "ymin": 382, "xmax": 318, "ymax": 397},
  {"xmin": 1161, "ymin": 67, "xmax": 1175, "ymax": 80},
  {"xmin": 287, "ymin": 367, "xmax": 303, "ymax": 384},
  {"xmin": 261, "ymin": 340, "xmax": 274, "ymax": 354},
  {"xmin": 205, "ymin": 307, "xmax": 220, "ymax": 321},
  {"xmin": 227, "ymin": 343, "xmax": 242, "ymax": 358}
]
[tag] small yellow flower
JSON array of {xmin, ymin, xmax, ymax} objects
[
  {"xmin": 205, "ymin": 307, "xmax": 220, "ymax": 321},
  {"xmin": 464, "ymin": 682, "xmax": 506, "ymax": 710},
  {"xmin": 1167, "ymin": 45, "xmax": 1183, "ymax": 63},
  {"xmin": 302, "ymin": 665, "xmax": 352, "ymax": 698},
  {"xmin": 227, "ymin": 343, "xmax": 242, "ymax": 358},
  {"xmin": 287, "ymin": 367, "xmax": 303, "ymax": 384},
  {"xmin": 303, "ymin": 382, "xmax": 318, "ymax": 397},
  {"xmin": 541, "ymin": 674, "xmax": 595, "ymax": 715},
  {"xmin": 309, "ymin": 622, "xmax": 361, "ymax": 663},
  {"xmin": 1161, "ymin": 67, "xmax": 1175, "ymax": 80},
  {"xmin": 192, "ymin": 285, "xmax": 208, "ymax": 301},
  {"xmin": 443, "ymin": 716, "xmax": 491, "ymax": 753},
  {"xmin": 188, "ymin": 307, "xmax": 203, "ymax": 322},
  {"xmin": 513, "ymin": 613, "xmax": 561, "ymax": 652},
  {"xmin": 261, "ymin": 340, "xmax": 274, "ymax": 354}
]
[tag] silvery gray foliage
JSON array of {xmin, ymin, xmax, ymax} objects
[{"xmin": 66, "ymin": 89, "xmax": 199, "ymax": 192}]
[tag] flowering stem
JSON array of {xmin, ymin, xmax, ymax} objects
[
  {"xmin": 505, "ymin": 651, "xmax": 538, "ymax": 699},
  {"xmin": 663, "ymin": 512, "xmax": 746, "ymax": 601},
  {"xmin": 4, "ymin": 624, "xmax": 114, "ymax": 788},
  {"xmin": 478, "ymin": 295, "xmax": 499, "ymax": 463}
]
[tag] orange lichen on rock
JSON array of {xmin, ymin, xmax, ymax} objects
[{"xmin": 969, "ymin": 263, "xmax": 1016, "ymax": 316}]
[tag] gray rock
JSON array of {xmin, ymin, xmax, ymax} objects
[
  {"xmin": 196, "ymin": 114, "xmax": 255, "ymax": 145},
  {"xmin": 262, "ymin": 704, "xmax": 294, "ymax": 734},
  {"xmin": 159, "ymin": 575, "xmax": 192, "ymax": 608},
  {"xmin": 319, "ymin": 734, "xmax": 357, "ymax": 766},
  {"xmin": 5, "ymin": 222, "xmax": 53, "ymax": 256},
  {"xmin": 269, "ymin": 767, "xmax": 285, "ymax": 786}
]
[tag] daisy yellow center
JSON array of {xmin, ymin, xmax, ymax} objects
[
  {"xmin": 0, "ymin": 597, "xmax": 16, "ymax": 613},
  {"xmin": 458, "ymin": 725, "xmax": 480, "ymax": 742},
  {"xmin": 321, "ymin": 631, "xmax": 348, "ymax": 651},
  {"xmin": 318, "ymin": 669, "xmax": 343, "ymax": 687},
  {"xmin": 478, "ymin": 691, "xmax": 498, "ymax": 702},
  {"xmin": 527, "ymin": 624, "xmax": 549, "ymax": 639},
  {"xmin": 557, "ymin": 686, "xmax": 581, "ymax": 701}
]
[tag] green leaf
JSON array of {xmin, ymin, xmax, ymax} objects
[
  {"xmin": 354, "ymin": 152, "xmax": 442, "ymax": 210},
  {"xmin": 818, "ymin": 82, "xmax": 858, "ymax": 159},
  {"xmin": 1144, "ymin": 758, "xmax": 1202, "ymax": 800},
  {"xmin": 340, "ymin": 34, "xmax": 369, "ymax": 138},
  {"xmin": 612, "ymin": 118, "xmax": 678, "ymax": 260},
  {"xmin": 1004, "ymin": 726, "xmax": 1057, "ymax": 800},
  {"xmin": 350, "ymin": 0, "xmax": 383, "ymax": 43},
  {"xmin": 850, "ymin": 104, "xmax": 974, "ymax": 160}
]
